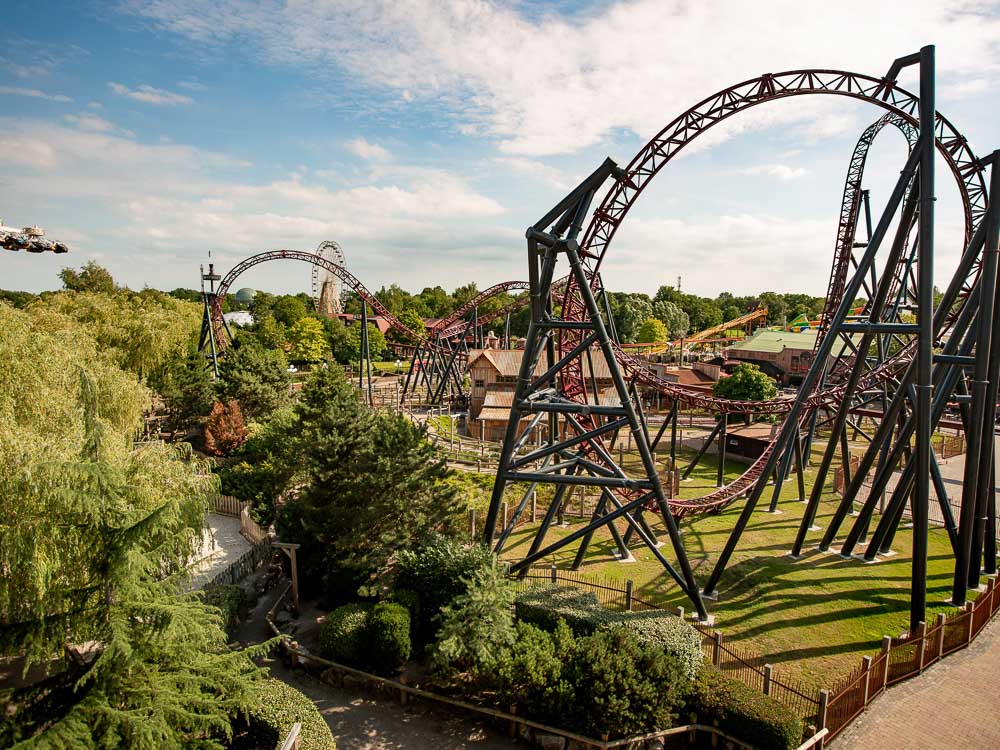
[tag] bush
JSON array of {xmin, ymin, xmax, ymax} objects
[
  {"xmin": 202, "ymin": 583, "xmax": 249, "ymax": 639},
  {"xmin": 604, "ymin": 611, "xmax": 703, "ymax": 680},
  {"xmin": 366, "ymin": 602, "xmax": 412, "ymax": 675},
  {"xmin": 318, "ymin": 603, "xmax": 371, "ymax": 665},
  {"xmin": 242, "ymin": 678, "xmax": 336, "ymax": 750},
  {"xmin": 389, "ymin": 588, "xmax": 421, "ymax": 639},
  {"xmin": 493, "ymin": 621, "xmax": 573, "ymax": 720},
  {"xmin": 515, "ymin": 586, "xmax": 703, "ymax": 679},
  {"xmin": 395, "ymin": 535, "xmax": 494, "ymax": 642},
  {"xmin": 563, "ymin": 627, "xmax": 688, "ymax": 739},
  {"xmin": 690, "ymin": 668, "xmax": 803, "ymax": 750}
]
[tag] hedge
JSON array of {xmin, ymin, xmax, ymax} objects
[
  {"xmin": 243, "ymin": 678, "xmax": 336, "ymax": 750},
  {"xmin": 366, "ymin": 602, "xmax": 411, "ymax": 675},
  {"xmin": 689, "ymin": 667, "xmax": 803, "ymax": 750},
  {"xmin": 202, "ymin": 583, "xmax": 248, "ymax": 639},
  {"xmin": 515, "ymin": 586, "xmax": 703, "ymax": 679},
  {"xmin": 318, "ymin": 603, "xmax": 371, "ymax": 665}
]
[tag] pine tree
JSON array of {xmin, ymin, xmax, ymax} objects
[
  {"xmin": 1, "ymin": 370, "xmax": 268, "ymax": 748},
  {"xmin": 203, "ymin": 400, "xmax": 247, "ymax": 455}
]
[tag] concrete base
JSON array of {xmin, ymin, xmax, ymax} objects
[
  {"xmin": 696, "ymin": 613, "xmax": 716, "ymax": 626},
  {"xmin": 879, "ymin": 549, "xmax": 898, "ymax": 557},
  {"xmin": 701, "ymin": 589, "xmax": 719, "ymax": 601},
  {"xmin": 785, "ymin": 551, "xmax": 803, "ymax": 561},
  {"xmin": 611, "ymin": 549, "xmax": 636, "ymax": 563},
  {"xmin": 853, "ymin": 553, "xmax": 881, "ymax": 565},
  {"xmin": 767, "ymin": 509, "xmax": 784, "ymax": 515},
  {"xmin": 809, "ymin": 525, "xmax": 822, "ymax": 532}
]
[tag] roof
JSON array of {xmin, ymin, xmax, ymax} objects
[
  {"xmin": 658, "ymin": 367, "xmax": 717, "ymax": 386},
  {"xmin": 726, "ymin": 423, "xmax": 777, "ymax": 440},
  {"xmin": 727, "ymin": 329, "xmax": 817, "ymax": 354},
  {"xmin": 468, "ymin": 347, "xmax": 613, "ymax": 379},
  {"xmin": 223, "ymin": 310, "xmax": 254, "ymax": 327}
]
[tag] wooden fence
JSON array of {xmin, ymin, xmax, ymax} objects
[
  {"xmin": 821, "ymin": 576, "xmax": 1000, "ymax": 742},
  {"xmin": 210, "ymin": 539, "xmax": 272, "ymax": 587},
  {"xmin": 210, "ymin": 494, "xmax": 269, "ymax": 545}
]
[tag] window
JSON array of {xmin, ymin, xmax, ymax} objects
[
  {"xmin": 474, "ymin": 379, "xmax": 485, "ymax": 389},
  {"xmin": 497, "ymin": 375, "xmax": 516, "ymax": 385}
]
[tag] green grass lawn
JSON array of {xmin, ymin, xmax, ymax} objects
[{"xmin": 499, "ymin": 442, "xmax": 965, "ymax": 691}]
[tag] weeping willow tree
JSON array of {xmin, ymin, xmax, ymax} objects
[{"xmin": 0, "ymin": 303, "xmax": 268, "ymax": 748}]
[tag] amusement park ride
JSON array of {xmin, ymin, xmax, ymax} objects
[
  {"xmin": 0, "ymin": 222, "xmax": 69, "ymax": 254},
  {"xmin": 200, "ymin": 46, "xmax": 999, "ymax": 635}
]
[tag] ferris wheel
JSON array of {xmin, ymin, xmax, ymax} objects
[{"xmin": 311, "ymin": 240, "xmax": 346, "ymax": 315}]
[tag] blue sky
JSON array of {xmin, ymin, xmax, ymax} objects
[{"xmin": 3, "ymin": 0, "xmax": 1000, "ymax": 298}]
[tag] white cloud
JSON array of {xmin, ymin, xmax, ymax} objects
[
  {"xmin": 493, "ymin": 157, "xmax": 569, "ymax": 189},
  {"xmin": 0, "ymin": 86, "xmax": 72, "ymax": 103},
  {"xmin": 178, "ymin": 79, "xmax": 208, "ymax": 91},
  {"xmin": 124, "ymin": 0, "xmax": 1000, "ymax": 156},
  {"xmin": 64, "ymin": 112, "xmax": 135, "ymax": 137},
  {"xmin": 109, "ymin": 82, "xmax": 193, "ymax": 106},
  {"xmin": 345, "ymin": 137, "xmax": 391, "ymax": 161},
  {"xmin": 738, "ymin": 163, "xmax": 809, "ymax": 181}
]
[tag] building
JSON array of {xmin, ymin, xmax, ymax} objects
[
  {"xmin": 466, "ymin": 347, "xmax": 617, "ymax": 442},
  {"xmin": 725, "ymin": 329, "xmax": 818, "ymax": 385},
  {"xmin": 723, "ymin": 422, "xmax": 778, "ymax": 461}
]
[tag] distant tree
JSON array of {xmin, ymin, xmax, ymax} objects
[
  {"xmin": 287, "ymin": 316, "xmax": 330, "ymax": 363},
  {"xmin": 59, "ymin": 260, "xmax": 116, "ymax": 294},
  {"xmin": 203, "ymin": 399, "xmax": 247, "ymax": 455},
  {"xmin": 251, "ymin": 313, "xmax": 287, "ymax": 350},
  {"xmin": 636, "ymin": 317, "xmax": 668, "ymax": 343},
  {"xmin": 394, "ymin": 308, "xmax": 427, "ymax": 344},
  {"xmin": 418, "ymin": 285, "xmax": 454, "ymax": 317},
  {"xmin": 652, "ymin": 300, "xmax": 689, "ymax": 339},
  {"xmin": 168, "ymin": 287, "xmax": 203, "ymax": 303},
  {"xmin": 452, "ymin": 282, "xmax": 480, "ymax": 307},
  {"xmin": 609, "ymin": 293, "xmax": 654, "ymax": 343},
  {"xmin": 151, "ymin": 344, "xmax": 215, "ymax": 436},
  {"xmin": 272, "ymin": 295, "xmax": 308, "ymax": 327},
  {"xmin": 713, "ymin": 363, "xmax": 778, "ymax": 403},
  {"xmin": 217, "ymin": 343, "xmax": 290, "ymax": 420},
  {"xmin": 0, "ymin": 289, "xmax": 37, "ymax": 308},
  {"xmin": 340, "ymin": 322, "xmax": 387, "ymax": 364}
]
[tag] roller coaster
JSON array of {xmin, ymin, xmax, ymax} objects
[
  {"xmin": 483, "ymin": 46, "xmax": 1000, "ymax": 634},
  {"xmin": 198, "ymin": 46, "xmax": 998, "ymax": 635}
]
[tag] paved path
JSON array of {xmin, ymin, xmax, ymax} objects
[
  {"xmin": 188, "ymin": 512, "xmax": 252, "ymax": 589},
  {"xmin": 835, "ymin": 616, "xmax": 1000, "ymax": 749}
]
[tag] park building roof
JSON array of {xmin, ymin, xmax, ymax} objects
[
  {"xmin": 468, "ymin": 348, "xmax": 613, "ymax": 380},
  {"xmin": 727, "ymin": 329, "xmax": 818, "ymax": 354}
]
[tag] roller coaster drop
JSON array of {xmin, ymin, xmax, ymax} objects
[{"xmin": 484, "ymin": 46, "xmax": 1000, "ymax": 632}]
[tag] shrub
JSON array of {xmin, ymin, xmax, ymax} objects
[
  {"xmin": 493, "ymin": 621, "xmax": 573, "ymax": 721},
  {"xmin": 318, "ymin": 603, "xmax": 371, "ymax": 665},
  {"xmin": 515, "ymin": 585, "xmax": 703, "ymax": 679},
  {"xmin": 563, "ymin": 627, "xmax": 688, "ymax": 739},
  {"xmin": 389, "ymin": 588, "xmax": 421, "ymax": 639},
  {"xmin": 690, "ymin": 667, "xmax": 803, "ymax": 750},
  {"xmin": 395, "ymin": 535, "xmax": 494, "ymax": 642},
  {"xmin": 603, "ymin": 611, "xmax": 703, "ymax": 680},
  {"xmin": 241, "ymin": 677, "xmax": 336, "ymax": 750},
  {"xmin": 202, "ymin": 583, "xmax": 248, "ymax": 639},
  {"xmin": 366, "ymin": 602, "xmax": 412, "ymax": 675}
]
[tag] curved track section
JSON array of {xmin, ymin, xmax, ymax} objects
[{"xmin": 555, "ymin": 69, "xmax": 985, "ymax": 517}]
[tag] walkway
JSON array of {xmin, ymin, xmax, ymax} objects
[
  {"xmin": 835, "ymin": 616, "xmax": 1000, "ymax": 748},
  {"xmin": 188, "ymin": 512, "xmax": 252, "ymax": 589}
]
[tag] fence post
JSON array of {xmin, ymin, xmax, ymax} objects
[
  {"xmin": 881, "ymin": 636, "xmax": 891, "ymax": 692},
  {"xmin": 916, "ymin": 621, "xmax": 926, "ymax": 672},
  {"xmin": 550, "ymin": 564, "xmax": 558, "ymax": 584},
  {"xmin": 469, "ymin": 509, "xmax": 476, "ymax": 538},
  {"xmin": 712, "ymin": 632, "xmax": 723, "ymax": 667},
  {"xmin": 502, "ymin": 502, "xmax": 509, "ymax": 530},
  {"xmin": 531, "ymin": 490, "xmax": 537, "ymax": 522},
  {"xmin": 966, "ymin": 601, "xmax": 975, "ymax": 644},
  {"xmin": 936, "ymin": 613, "xmax": 946, "ymax": 658},
  {"xmin": 818, "ymin": 689, "xmax": 830, "ymax": 735},
  {"xmin": 625, "ymin": 580, "xmax": 634, "ymax": 611},
  {"xmin": 763, "ymin": 664, "xmax": 773, "ymax": 696},
  {"xmin": 676, "ymin": 605, "xmax": 685, "ymax": 620},
  {"xmin": 861, "ymin": 656, "xmax": 872, "ymax": 705}
]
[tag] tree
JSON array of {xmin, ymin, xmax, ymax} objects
[
  {"xmin": 713, "ymin": 363, "xmax": 778, "ymax": 403},
  {"xmin": 59, "ymin": 260, "xmax": 116, "ymax": 294},
  {"xmin": 216, "ymin": 343, "xmax": 290, "ymax": 420},
  {"xmin": 652, "ymin": 300, "xmax": 689, "ymax": 339},
  {"xmin": 151, "ymin": 344, "xmax": 216, "ymax": 436},
  {"xmin": 203, "ymin": 400, "xmax": 247, "ymax": 455},
  {"xmin": 417, "ymin": 285, "xmax": 453, "ymax": 317},
  {"xmin": 339, "ymin": 322, "xmax": 387, "ymax": 364},
  {"xmin": 636, "ymin": 317, "xmax": 668, "ymax": 344},
  {"xmin": 608, "ymin": 293, "xmax": 653, "ymax": 343},
  {"xmin": 271, "ymin": 295, "xmax": 308, "ymax": 327},
  {"xmin": 251, "ymin": 313, "xmax": 287, "ymax": 350},
  {"xmin": 277, "ymin": 367, "xmax": 463, "ymax": 592},
  {"xmin": 1, "ymin": 370, "xmax": 267, "ymax": 748},
  {"xmin": 287, "ymin": 316, "xmax": 330, "ymax": 363},
  {"xmin": 394, "ymin": 308, "xmax": 426, "ymax": 344}
]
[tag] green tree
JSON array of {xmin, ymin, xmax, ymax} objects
[
  {"xmin": 417, "ymin": 286, "xmax": 453, "ymax": 317},
  {"xmin": 271, "ymin": 295, "xmax": 308, "ymax": 327},
  {"xmin": 394, "ymin": 308, "xmax": 426, "ymax": 344},
  {"xmin": 58, "ymin": 260, "xmax": 116, "ymax": 294},
  {"xmin": 339, "ymin": 322, "xmax": 387, "ymax": 364},
  {"xmin": 277, "ymin": 367, "xmax": 463, "ymax": 591},
  {"xmin": 713, "ymin": 363, "xmax": 778, "ymax": 403},
  {"xmin": 1, "ymin": 370, "xmax": 267, "ymax": 748},
  {"xmin": 252, "ymin": 313, "xmax": 287, "ymax": 350},
  {"xmin": 636, "ymin": 317, "xmax": 668, "ymax": 344},
  {"xmin": 217, "ymin": 343, "xmax": 290, "ymax": 420},
  {"xmin": 287, "ymin": 316, "xmax": 330, "ymax": 363},
  {"xmin": 150, "ymin": 343, "xmax": 215, "ymax": 436},
  {"xmin": 608, "ymin": 293, "xmax": 653, "ymax": 343},
  {"xmin": 652, "ymin": 299, "xmax": 689, "ymax": 339}
]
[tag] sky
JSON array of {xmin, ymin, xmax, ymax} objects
[{"xmin": 3, "ymin": 1, "xmax": 1000, "ymax": 299}]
